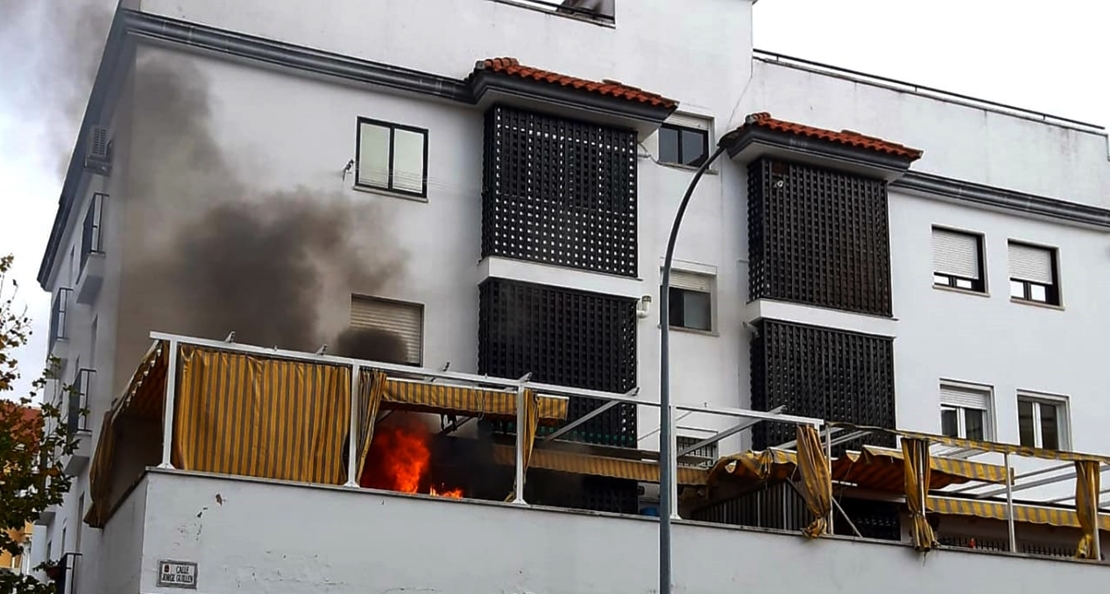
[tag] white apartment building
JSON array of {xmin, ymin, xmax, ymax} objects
[{"xmin": 32, "ymin": 1, "xmax": 1110, "ymax": 593}]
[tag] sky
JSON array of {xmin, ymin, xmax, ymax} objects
[{"xmin": 0, "ymin": 0, "xmax": 1106, "ymax": 400}]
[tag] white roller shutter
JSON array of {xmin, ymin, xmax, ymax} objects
[
  {"xmin": 665, "ymin": 112, "xmax": 711, "ymax": 131},
  {"xmin": 350, "ymin": 296, "xmax": 423, "ymax": 365},
  {"xmin": 1008, "ymin": 242, "xmax": 1054, "ymax": 284},
  {"xmin": 940, "ymin": 384, "xmax": 991, "ymax": 410},
  {"xmin": 932, "ymin": 228, "xmax": 980, "ymax": 279},
  {"xmin": 669, "ymin": 270, "xmax": 713, "ymax": 293}
]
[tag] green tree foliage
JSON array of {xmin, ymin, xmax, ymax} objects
[{"xmin": 1, "ymin": 255, "xmax": 79, "ymax": 594}]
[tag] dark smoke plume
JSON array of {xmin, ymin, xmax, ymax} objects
[{"xmin": 120, "ymin": 51, "xmax": 406, "ymax": 362}]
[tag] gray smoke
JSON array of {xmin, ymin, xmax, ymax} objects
[
  {"xmin": 120, "ymin": 51, "xmax": 407, "ymax": 360},
  {"xmin": 0, "ymin": 0, "xmax": 115, "ymax": 177}
]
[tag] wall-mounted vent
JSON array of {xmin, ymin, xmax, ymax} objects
[{"xmin": 83, "ymin": 126, "xmax": 112, "ymax": 175}]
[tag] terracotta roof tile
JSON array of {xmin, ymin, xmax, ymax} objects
[
  {"xmin": 476, "ymin": 57, "xmax": 678, "ymax": 110},
  {"xmin": 744, "ymin": 112, "xmax": 923, "ymax": 161}
]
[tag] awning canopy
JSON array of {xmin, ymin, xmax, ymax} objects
[
  {"xmin": 928, "ymin": 496, "xmax": 1110, "ymax": 531},
  {"xmin": 491, "ymin": 444, "xmax": 708, "ymax": 486},
  {"xmin": 374, "ymin": 374, "xmax": 568, "ymax": 424},
  {"xmin": 832, "ymin": 446, "xmax": 1010, "ymax": 492},
  {"xmin": 706, "ymin": 448, "xmax": 799, "ymax": 485}
]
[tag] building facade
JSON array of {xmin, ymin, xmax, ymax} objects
[{"xmin": 32, "ymin": 1, "xmax": 1110, "ymax": 593}]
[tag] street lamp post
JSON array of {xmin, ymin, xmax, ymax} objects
[{"xmin": 658, "ymin": 143, "xmax": 730, "ymax": 594}]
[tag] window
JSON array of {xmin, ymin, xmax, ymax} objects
[
  {"xmin": 667, "ymin": 270, "xmax": 714, "ymax": 332},
  {"xmin": 676, "ymin": 435, "xmax": 718, "ymax": 460},
  {"xmin": 1008, "ymin": 241, "xmax": 1060, "ymax": 305},
  {"xmin": 48, "ymin": 288, "xmax": 72, "ymax": 350},
  {"xmin": 932, "ymin": 227, "xmax": 985, "ymax": 292},
  {"xmin": 496, "ymin": 1, "xmax": 616, "ymax": 23},
  {"xmin": 80, "ymin": 193, "xmax": 105, "ymax": 272},
  {"xmin": 1018, "ymin": 395, "xmax": 1068, "ymax": 450},
  {"xmin": 659, "ymin": 121, "xmax": 709, "ymax": 168},
  {"xmin": 350, "ymin": 295, "xmax": 424, "ymax": 365},
  {"xmin": 356, "ymin": 118, "xmax": 428, "ymax": 198},
  {"xmin": 939, "ymin": 383, "xmax": 992, "ymax": 440}
]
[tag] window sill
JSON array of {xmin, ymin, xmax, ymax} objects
[
  {"xmin": 657, "ymin": 324, "xmax": 719, "ymax": 338},
  {"xmin": 1010, "ymin": 297, "xmax": 1064, "ymax": 311},
  {"xmin": 351, "ymin": 184, "xmax": 428, "ymax": 204},
  {"xmin": 655, "ymin": 161, "xmax": 719, "ymax": 176},
  {"xmin": 490, "ymin": 0, "xmax": 617, "ymax": 28},
  {"xmin": 932, "ymin": 284, "xmax": 989, "ymax": 298}
]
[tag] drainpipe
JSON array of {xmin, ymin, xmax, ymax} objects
[{"xmin": 659, "ymin": 142, "xmax": 730, "ymax": 594}]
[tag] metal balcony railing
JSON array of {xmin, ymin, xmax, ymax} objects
[
  {"xmin": 67, "ymin": 368, "xmax": 95, "ymax": 434},
  {"xmin": 80, "ymin": 193, "xmax": 105, "ymax": 273},
  {"xmin": 48, "ymin": 288, "xmax": 72, "ymax": 351}
]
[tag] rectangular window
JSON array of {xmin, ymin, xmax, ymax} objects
[
  {"xmin": 496, "ymin": 1, "xmax": 616, "ymax": 23},
  {"xmin": 356, "ymin": 118, "xmax": 428, "ymax": 198},
  {"xmin": 1017, "ymin": 394, "xmax": 1068, "ymax": 450},
  {"xmin": 349, "ymin": 295, "xmax": 424, "ymax": 365},
  {"xmin": 676, "ymin": 435, "xmax": 718, "ymax": 459},
  {"xmin": 667, "ymin": 270, "xmax": 714, "ymax": 332},
  {"xmin": 932, "ymin": 227, "xmax": 985, "ymax": 292},
  {"xmin": 1008, "ymin": 241, "xmax": 1059, "ymax": 305},
  {"xmin": 939, "ymin": 383, "xmax": 992, "ymax": 440},
  {"xmin": 659, "ymin": 121, "xmax": 709, "ymax": 168},
  {"xmin": 48, "ymin": 288, "xmax": 72, "ymax": 349}
]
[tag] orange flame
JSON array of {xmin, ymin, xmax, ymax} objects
[{"xmin": 360, "ymin": 415, "xmax": 465, "ymax": 499}]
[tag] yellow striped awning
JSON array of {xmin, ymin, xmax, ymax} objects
[
  {"xmin": 707, "ymin": 449, "xmax": 799, "ymax": 485},
  {"xmin": 491, "ymin": 444, "xmax": 708, "ymax": 485},
  {"xmin": 376, "ymin": 376, "xmax": 568, "ymax": 424},
  {"xmin": 832, "ymin": 446, "xmax": 1009, "ymax": 492},
  {"xmin": 928, "ymin": 497, "xmax": 1110, "ymax": 531}
]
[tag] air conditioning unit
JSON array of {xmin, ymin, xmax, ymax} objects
[{"xmin": 83, "ymin": 126, "xmax": 112, "ymax": 175}]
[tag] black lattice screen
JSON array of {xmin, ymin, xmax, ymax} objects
[
  {"xmin": 750, "ymin": 320, "xmax": 895, "ymax": 452},
  {"xmin": 482, "ymin": 106, "xmax": 638, "ymax": 277},
  {"xmin": 478, "ymin": 278, "xmax": 637, "ymax": 447},
  {"xmin": 748, "ymin": 158, "xmax": 892, "ymax": 316}
]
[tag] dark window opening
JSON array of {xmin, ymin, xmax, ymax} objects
[
  {"xmin": 356, "ymin": 117, "xmax": 429, "ymax": 198},
  {"xmin": 1018, "ymin": 398, "xmax": 1063, "ymax": 450},
  {"xmin": 659, "ymin": 124, "xmax": 709, "ymax": 168},
  {"xmin": 668, "ymin": 287, "xmax": 711, "ymax": 331}
]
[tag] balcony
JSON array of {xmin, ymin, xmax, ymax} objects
[
  {"xmin": 83, "ymin": 333, "xmax": 1109, "ymax": 593},
  {"xmin": 76, "ymin": 193, "xmax": 106, "ymax": 305},
  {"xmin": 62, "ymin": 368, "xmax": 94, "ymax": 476}
]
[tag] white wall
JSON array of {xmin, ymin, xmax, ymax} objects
[
  {"xmin": 125, "ymin": 471, "xmax": 1107, "ymax": 594},
  {"xmin": 745, "ymin": 60, "xmax": 1110, "ymax": 208}
]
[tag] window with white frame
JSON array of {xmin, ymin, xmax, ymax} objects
[
  {"xmin": 658, "ymin": 113, "xmax": 711, "ymax": 168},
  {"xmin": 932, "ymin": 227, "xmax": 985, "ymax": 292},
  {"xmin": 667, "ymin": 269, "xmax": 714, "ymax": 332},
  {"xmin": 350, "ymin": 295, "xmax": 424, "ymax": 365},
  {"xmin": 1017, "ymin": 394, "xmax": 1068, "ymax": 450},
  {"xmin": 939, "ymin": 383, "xmax": 992, "ymax": 440},
  {"xmin": 356, "ymin": 117, "xmax": 428, "ymax": 198},
  {"xmin": 1008, "ymin": 241, "xmax": 1060, "ymax": 305}
]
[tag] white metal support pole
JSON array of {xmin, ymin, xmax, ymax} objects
[
  {"xmin": 1004, "ymin": 452, "xmax": 1017, "ymax": 553},
  {"xmin": 513, "ymin": 384, "xmax": 527, "ymax": 505},
  {"xmin": 825, "ymin": 424, "xmax": 834, "ymax": 531},
  {"xmin": 345, "ymin": 364, "xmax": 360, "ymax": 487},
  {"xmin": 1093, "ymin": 463, "xmax": 1102, "ymax": 561},
  {"xmin": 157, "ymin": 339, "xmax": 179, "ymax": 469}
]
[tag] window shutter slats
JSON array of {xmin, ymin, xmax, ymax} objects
[
  {"xmin": 665, "ymin": 113, "xmax": 711, "ymax": 131},
  {"xmin": 940, "ymin": 385, "xmax": 991, "ymax": 410},
  {"xmin": 669, "ymin": 270, "xmax": 712, "ymax": 293},
  {"xmin": 1008, "ymin": 243, "xmax": 1053, "ymax": 284},
  {"xmin": 932, "ymin": 229, "xmax": 980, "ymax": 279},
  {"xmin": 350, "ymin": 296, "xmax": 423, "ymax": 365}
]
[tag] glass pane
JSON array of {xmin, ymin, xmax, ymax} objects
[
  {"xmin": 964, "ymin": 409, "xmax": 985, "ymax": 440},
  {"xmin": 392, "ymin": 129, "xmax": 426, "ymax": 193},
  {"xmin": 681, "ymin": 129, "xmax": 708, "ymax": 167},
  {"xmin": 1010, "ymin": 280, "xmax": 1025, "ymax": 299},
  {"xmin": 1018, "ymin": 399, "xmax": 1036, "ymax": 447},
  {"xmin": 1029, "ymin": 283, "xmax": 1047, "ymax": 302},
  {"xmin": 933, "ymin": 274, "xmax": 948, "ymax": 286},
  {"xmin": 659, "ymin": 127, "xmax": 680, "ymax": 164},
  {"xmin": 682, "ymin": 290, "xmax": 712, "ymax": 331},
  {"xmin": 357, "ymin": 123, "xmax": 390, "ymax": 188},
  {"xmin": 667, "ymin": 287, "xmax": 685, "ymax": 328},
  {"xmin": 1039, "ymin": 403, "xmax": 1060, "ymax": 449},
  {"xmin": 940, "ymin": 408, "xmax": 959, "ymax": 438},
  {"xmin": 955, "ymin": 278, "xmax": 973, "ymax": 290}
]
